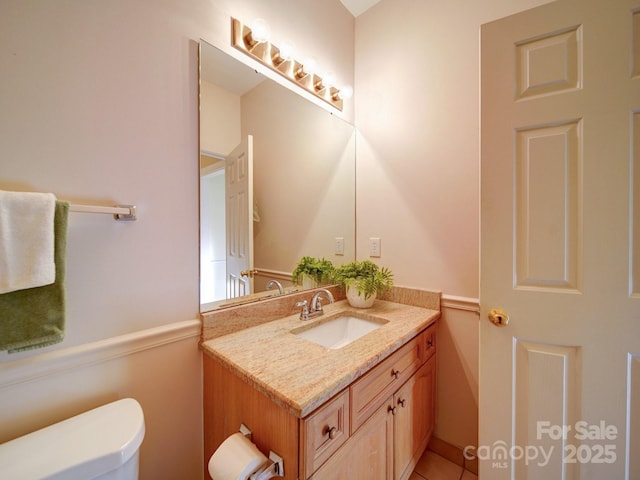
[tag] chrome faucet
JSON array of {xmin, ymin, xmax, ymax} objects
[
  {"xmin": 266, "ymin": 279, "xmax": 285, "ymax": 295},
  {"xmin": 310, "ymin": 289, "xmax": 335, "ymax": 314},
  {"xmin": 295, "ymin": 289, "xmax": 335, "ymax": 321}
]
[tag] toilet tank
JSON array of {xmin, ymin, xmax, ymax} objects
[{"xmin": 0, "ymin": 398, "xmax": 145, "ymax": 480}]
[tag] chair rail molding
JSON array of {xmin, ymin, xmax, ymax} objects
[{"xmin": 0, "ymin": 319, "xmax": 201, "ymax": 390}]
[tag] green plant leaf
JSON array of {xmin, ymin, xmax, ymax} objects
[
  {"xmin": 333, "ymin": 260, "xmax": 393, "ymax": 299},
  {"xmin": 291, "ymin": 256, "xmax": 335, "ymax": 285}
]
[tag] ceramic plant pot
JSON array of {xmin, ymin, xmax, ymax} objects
[
  {"xmin": 301, "ymin": 275, "xmax": 318, "ymax": 289},
  {"xmin": 346, "ymin": 284, "xmax": 376, "ymax": 308}
]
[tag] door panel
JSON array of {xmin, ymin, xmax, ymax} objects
[
  {"xmin": 628, "ymin": 354, "xmax": 640, "ymax": 477},
  {"xmin": 515, "ymin": 120, "xmax": 581, "ymax": 291},
  {"xmin": 513, "ymin": 341, "xmax": 581, "ymax": 479},
  {"xmin": 515, "ymin": 25, "xmax": 582, "ymax": 100},
  {"xmin": 225, "ymin": 135, "xmax": 254, "ymax": 298},
  {"xmin": 481, "ymin": 1, "xmax": 640, "ymax": 478},
  {"xmin": 633, "ymin": 112, "xmax": 640, "ymax": 295}
]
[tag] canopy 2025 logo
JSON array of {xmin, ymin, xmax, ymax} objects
[{"xmin": 464, "ymin": 421, "xmax": 618, "ymax": 469}]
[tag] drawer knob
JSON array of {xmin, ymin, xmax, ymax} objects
[
  {"xmin": 391, "ymin": 369, "xmax": 400, "ymax": 379},
  {"xmin": 325, "ymin": 426, "xmax": 338, "ymax": 439},
  {"xmin": 398, "ymin": 398, "xmax": 406, "ymax": 408},
  {"xmin": 388, "ymin": 405, "xmax": 397, "ymax": 415},
  {"xmin": 427, "ymin": 337, "xmax": 434, "ymax": 347}
]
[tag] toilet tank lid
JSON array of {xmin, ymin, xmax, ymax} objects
[{"xmin": 0, "ymin": 398, "xmax": 145, "ymax": 480}]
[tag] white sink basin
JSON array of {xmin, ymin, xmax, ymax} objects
[{"xmin": 292, "ymin": 315, "xmax": 387, "ymax": 350}]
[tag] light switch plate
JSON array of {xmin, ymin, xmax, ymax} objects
[
  {"xmin": 335, "ymin": 237, "xmax": 345, "ymax": 255},
  {"xmin": 369, "ymin": 237, "xmax": 381, "ymax": 257}
]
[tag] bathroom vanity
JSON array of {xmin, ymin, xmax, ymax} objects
[{"xmin": 201, "ymin": 295, "xmax": 439, "ymax": 480}]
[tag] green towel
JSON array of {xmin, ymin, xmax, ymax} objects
[{"xmin": 0, "ymin": 201, "xmax": 68, "ymax": 353}]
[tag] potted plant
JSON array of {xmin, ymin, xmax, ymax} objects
[
  {"xmin": 333, "ymin": 260, "xmax": 393, "ymax": 308},
  {"xmin": 292, "ymin": 256, "xmax": 335, "ymax": 289}
]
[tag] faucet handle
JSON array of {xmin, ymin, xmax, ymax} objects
[
  {"xmin": 295, "ymin": 300, "xmax": 309, "ymax": 320},
  {"xmin": 313, "ymin": 297, "xmax": 325, "ymax": 313}
]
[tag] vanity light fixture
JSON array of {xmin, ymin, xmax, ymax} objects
[{"xmin": 231, "ymin": 17, "xmax": 350, "ymax": 111}]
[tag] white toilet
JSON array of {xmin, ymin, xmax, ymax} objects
[{"xmin": 0, "ymin": 398, "xmax": 145, "ymax": 480}]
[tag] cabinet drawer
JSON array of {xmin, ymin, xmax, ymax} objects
[
  {"xmin": 350, "ymin": 337, "xmax": 421, "ymax": 432},
  {"xmin": 422, "ymin": 324, "xmax": 436, "ymax": 362},
  {"xmin": 301, "ymin": 389, "xmax": 350, "ymax": 478}
]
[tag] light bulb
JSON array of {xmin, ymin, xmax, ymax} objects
[
  {"xmin": 337, "ymin": 85, "xmax": 353, "ymax": 100},
  {"xmin": 279, "ymin": 41, "xmax": 295, "ymax": 61},
  {"xmin": 322, "ymin": 72, "xmax": 336, "ymax": 89},
  {"xmin": 250, "ymin": 18, "xmax": 271, "ymax": 43},
  {"xmin": 302, "ymin": 57, "xmax": 318, "ymax": 76}
]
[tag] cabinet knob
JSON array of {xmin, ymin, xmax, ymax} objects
[
  {"xmin": 391, "ymin": 369, "xmax": 400, "ymax": 379},
  {"xmin": 388, "ymin": 405, "xmax": 397, "ymax": 415},
  {"xmin": 427, "ymin": 337, "xmax": 434, "ymax": 347},
  {"xmin": 325, "ymin": 426, "xmax": 338, "ymax": 439},
  {"xmin": 398, "ymin": 398, "xmax": 406, "ymax": 408}
]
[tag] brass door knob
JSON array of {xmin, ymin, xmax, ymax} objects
[
  {"xmin": 488, "ymin": 308, "xmax": 510, "ymax": 327},
  {"xmin": 240, "ymin": 269, "xmax": 258, "ymax": 278}
]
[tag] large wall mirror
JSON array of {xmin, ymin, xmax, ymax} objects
[{"xmin": 199, "ymin": 40, "xmax": 356, "ymax": 312}]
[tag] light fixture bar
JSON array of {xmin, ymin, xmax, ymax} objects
[{"xmin": 231, "ymin": 18, "xmax": 344, "ymax": 111}]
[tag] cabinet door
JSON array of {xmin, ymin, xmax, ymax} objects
[
  {"xmin": 301, "ymin": 389, "xmax": 350, "ymax": 478},
  {"xmin": 394, "ymin": 357, "xmax": 436, "ymax": 480},
  {"xmin": 310, "ymin": 399, "xmax": 393, "ymax": 480}
]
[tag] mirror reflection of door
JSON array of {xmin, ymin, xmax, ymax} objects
[
  {"xmin": 225, "ymin": 135, "xmax": 254, "ymax": 300},
  {"xmin": 199, "ymin": 136, "xmax": 254, "ymax": 305}
]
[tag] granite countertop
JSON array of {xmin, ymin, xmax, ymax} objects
[{"xmin": 201, "ymin": 299, "xmax": 439, "ymax": 418}]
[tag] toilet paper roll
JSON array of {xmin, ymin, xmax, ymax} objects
[{"xmin": 208, "ymin": 432, "xmax": 268, "ymax": 480}]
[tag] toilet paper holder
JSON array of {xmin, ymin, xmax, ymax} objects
[{"xmin": 239, "ymin": 424, "xmax": 284, "ymax": 479}]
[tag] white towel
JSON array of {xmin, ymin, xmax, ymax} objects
[{"xmin": 0, "ymin": 190, "xmax": 56, "ymax": 294}]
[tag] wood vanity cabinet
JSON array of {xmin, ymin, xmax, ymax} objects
[
  {"xmin": 203, "ymin": 323, "xmax": 436, "ymax": 480},
  {"xmin": 309, "ymin": 353, "xmax": 436, "ymax": 480}
]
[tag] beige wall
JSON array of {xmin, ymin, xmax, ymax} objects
[
  {"xmin": 242, "ymin": 80, "xmax": 356, "ymax": 274},
  {"xmin": 200, "ymin": 80, "xmax": 241, "ymax": 156},
  {"xmin": 354, "ymin": 0, "xmax": 554, "ymax": 450},
  {"xmin": 0, "ymin": 1, "xmax": 353, "ymax": 479}
]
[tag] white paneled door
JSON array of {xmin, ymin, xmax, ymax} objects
[
  {"xmin": 480, "ymin": 0, "xmax": 640, "ymax": 478},
  {"xmin": 225, "ymin": 135, "xmax": 254, "ymax": 299}
]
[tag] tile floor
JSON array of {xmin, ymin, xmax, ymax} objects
[{"xmin": 410, "ymin": 450, "xmax": 478, "ymax": 480}]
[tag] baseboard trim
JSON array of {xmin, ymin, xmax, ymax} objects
[
  {"xmin": 428, "ymin": 435, "xmax": 478, "ymax": 475},
  {"xmin": 0, "ymin": 319, "xmax": 201, "ymax": 390}
]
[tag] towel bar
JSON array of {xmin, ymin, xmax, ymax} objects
[{"xmin": 68, "ymin": 204, "xmax": 137, "ymax": 221}]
